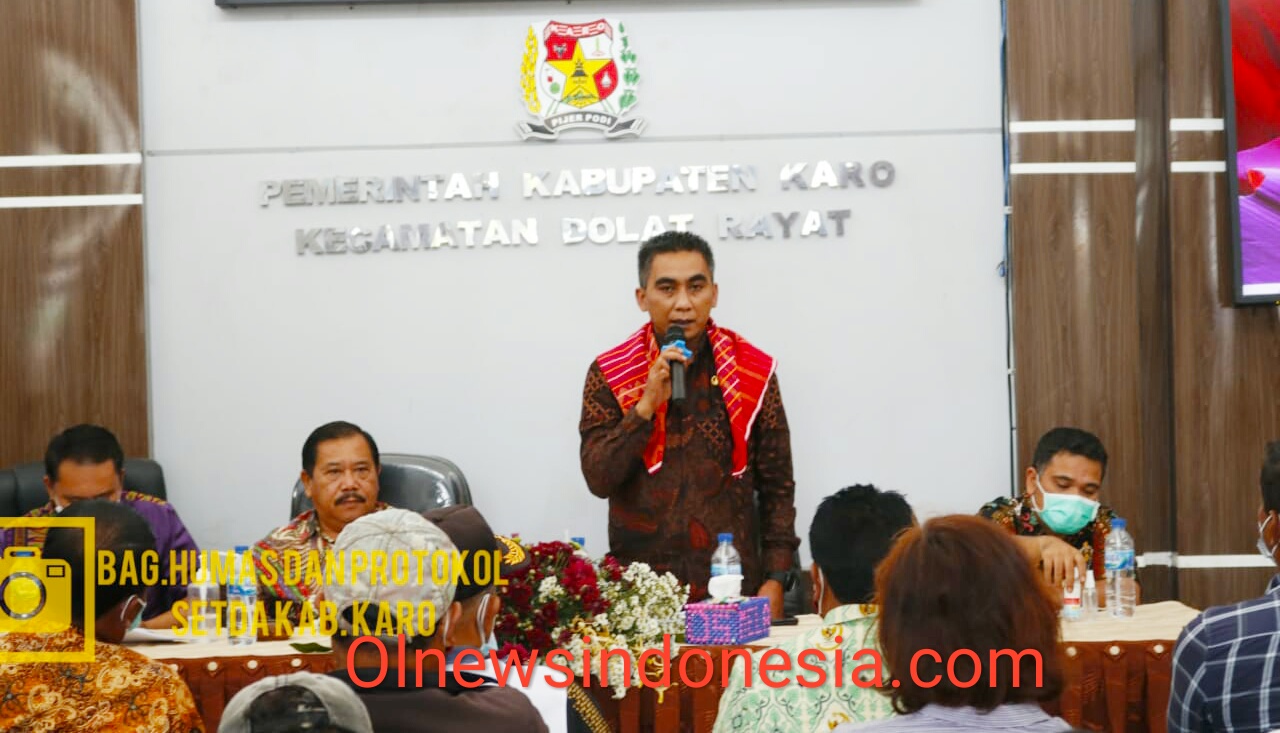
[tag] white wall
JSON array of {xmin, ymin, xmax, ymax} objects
[{"xmin": 140, "ymin": 0, "xmax": 1008, "ymax": 561}]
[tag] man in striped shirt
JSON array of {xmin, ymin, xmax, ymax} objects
[{"xmin": 1168, "ymin": 440, "xmax": 1280, "ymax": 733}]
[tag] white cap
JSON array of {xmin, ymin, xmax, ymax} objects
[{"xmin": 325, "ymin": 508, "xmax": 458, "ymax": 640}]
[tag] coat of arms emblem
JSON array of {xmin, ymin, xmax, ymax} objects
[{"xmin": 518, "ymin": 19, "xmax": 644, "ymax": 141}]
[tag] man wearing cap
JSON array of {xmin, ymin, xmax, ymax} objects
[
  {"xmin": 426, "ymin": 506, "xmax": 611, "ymax": 733},
  {"xmin": 252, "ymin": 421, "xmax": 389, "ymax": 620},
  {"xmin": 325, "ymin": 508, "xmax": 549, "ymax": 733},
  {"xmin": 219, "ymin": 672, "xmax": 373, "ymax": 733}
]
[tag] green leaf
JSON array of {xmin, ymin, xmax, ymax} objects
[{"xmin": 289, "ymin": 642, "xmax": 332, "ymax": 654}]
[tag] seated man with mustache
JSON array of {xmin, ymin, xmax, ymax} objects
[{"xmin": 252, "ymin": 421, "xmax": 389, "ymax": 621}]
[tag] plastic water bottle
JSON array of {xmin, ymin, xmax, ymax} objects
[
  {"xmin": 185, "ymin": 555, "xmax": 220, "ymax": 642},
  {"xmin": 1082, "ymin": 570, "xmax": 1098, "ymax": 618},
  {"xmin": 227, "ymin": 546, "xmax": 258, "ymax": 645},
  {"xmin": 1104, "ymin": 518, "xmax": 1137, "ymax": 618},
  {"xmin": 709, "ymin": 534, "xmax": 743, "ymax": 598}
]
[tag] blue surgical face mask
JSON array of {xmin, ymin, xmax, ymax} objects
[
  {"xmin": 1033, "ymin": 477, "xmax": 1100, "ymax": 535},
  {"xmin": 123, "ymin": 595, "xmax": 145, "ymax": 632}
]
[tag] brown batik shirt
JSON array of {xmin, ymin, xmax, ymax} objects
[{"xmin": 579, "ymin": 331, "xmax": 799, "ymax": 600}]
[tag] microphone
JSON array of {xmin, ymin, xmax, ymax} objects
[{"xmin": 663, "ymin": 324, "xmax": 687, "ymax": 403}]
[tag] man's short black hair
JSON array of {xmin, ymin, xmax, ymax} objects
[
  {"xmin": 43, "ymin": 424, "xmax": 124, "ymax": 481},
  {"xmin": 43, "ymin": 500, "xmax": 155, "ymax": 625},
  {"xmin": 1262, "ymin": 441, "xmax": 1280, "ymax": 513},
  {"xmin": 1031, "ymin": 427, "xmax": 1109, "ymax": 479},
  {"xmin": 637, "ymin": 231, "xmax": 715, "ymax": 288},
  {"xmin": 808, "ymin": 484, "xmax": 914, "ymax": 605},
  {"xmin": 245, "ymin": 686, "xmax": 356, "ymax": 733},
  {"xmin": 301, "ymin": 421, "xmax": 380, "ymax": 475}
]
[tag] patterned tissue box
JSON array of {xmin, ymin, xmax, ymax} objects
[{"xmin": 683, "ymin": 596, "xmax": 771, "ymax": 645}]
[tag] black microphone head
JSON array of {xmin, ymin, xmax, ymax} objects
[{"xmin": 663, "ymin": 324, "xmax": 685, "ymax": 345}]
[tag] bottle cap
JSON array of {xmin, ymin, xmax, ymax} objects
[
  {"xmin": 717, "ymin": 533, "xmax": 733, "ymax": 544},
  {"xmin": 1111, "ymin": 518, "xmax": 1126, "ymax": 530},
  {"xmin": 235, "ymin": 545, "xmax": 250, "ymax": 553}
]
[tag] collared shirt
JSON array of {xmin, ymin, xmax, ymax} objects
[
  {"xmin": 836, "ymin": 703, "xmax": 1071, "ymax": 732},
  {"xmin": 328, "ymin": 662, "xmax": 549, "ymax": 733},
  {"xmin": 1167, "ymin": 574, "xmax": 1280, "ymax": 733},
  {"xmin": 579, "ymin": 330, "xmax": 799, "ymax": 600},
  {"xmin": 0, "ymin": 491, "xmax": 199, "ymax": 619},
  {"xmin": 979, "ymin": 494, "xmax": 1115, "ymax": 581},
  {"xmin": 714, "ymin": 604, "xmax": 896, "ymax": 733},
  {"xmin": 251, "ymin": 503, "xmax": 390, "ymax": 618},
  {"xmin": 0, "ymin": 628, "xmax": 204, "ymax": 732}
]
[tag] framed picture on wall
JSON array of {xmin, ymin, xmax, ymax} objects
[{"xmin": 1222, "ymin": 0, "xmax": 1280, "ymax": 305}]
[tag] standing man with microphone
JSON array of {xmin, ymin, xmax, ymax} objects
[{"xmin": 579, "ymin": 232, "xmax": 799, "ymax": 617}]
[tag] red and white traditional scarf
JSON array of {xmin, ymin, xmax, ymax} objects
[{"xmin": 595, "ymin": 320, "xmax": 775, "ymax": 477}]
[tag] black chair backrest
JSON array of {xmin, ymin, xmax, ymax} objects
[
  {"xmin": 289, "ymin": 453, "xmax": 471, "ymax": 519},
  {"xmin": 0, "ymin": 458, "xmax": 168, "ymax": 518}
]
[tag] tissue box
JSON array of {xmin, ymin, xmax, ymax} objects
[{"xmin": 684, "ymin": 596, "xmax": 771, "ymax": 645}]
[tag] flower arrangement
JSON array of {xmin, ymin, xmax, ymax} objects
[{"xmin": 495, "ymin": 539, "xmax": 689, "ymax": 698}]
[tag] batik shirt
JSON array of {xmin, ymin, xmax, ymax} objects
[
  {"xmin": 579, "ymin": 330, "xmax": 799, "ymax": 600},
  {"xmin": 979, "ymin": 494, "xmax": 1115, "ymax": 581},
  {"xmin": 0, "ymin": 628, "xmax": 204, "ymax": 732},
  {"xmin": 714, "ymin": 604, "xmax": 896, "ymax": 733},
  {"xmin": 251, "ymin": 503, "xmax": 389, "ymax": 619}
]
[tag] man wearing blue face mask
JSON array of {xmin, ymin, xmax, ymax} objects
[
  {"xmin": 980, "ymin": 427, "xmax": 1116, "ymax": 596},
  {"xmin": 1168, "ymin": 440, "xmax": 1280, "ymax": 733}
]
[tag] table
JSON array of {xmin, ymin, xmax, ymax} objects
[
  {"xmin": 130, "ymin": 601, "xmax": 1199, "ymax": 733},
  {"xmin": 584, "ymin": 601, "xmax": 1200, "ymax": 733},
  {"xmin": 133, "ymin": 633, "xmax": 339, "ymax": 731}
]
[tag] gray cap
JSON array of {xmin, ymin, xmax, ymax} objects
[
  {"xmin": 325, "ymin": 508, "xmax": 458, "ymax": 639},
  {"xmin": 218, "ymin": 671, "xmax": 372, "ymax": 733}
]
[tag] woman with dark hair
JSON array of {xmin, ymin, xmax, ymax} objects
[{"xmin": 837, "ymin": 515, "xmax": 1071, "ymax": 732}]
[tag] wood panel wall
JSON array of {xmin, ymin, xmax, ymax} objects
[
  {"xmin": 1008, "ymin": 0, "xmax": 1280, "ymax": 609},
  {"xmin": 0, "ymin": 0, "xmax": 148, "ymax": 475}
]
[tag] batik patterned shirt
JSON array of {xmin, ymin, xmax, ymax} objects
[
  {"xmin": 979, "ymin": 494, "xmax": 1115, "ymax": 581},
  {"xmin": 714, "ymin": 604, "xmax": 895, "ymax": 733},
  {"xmin": 251, "ymin": 504, "xmax": 389, "ymax": 619},
  {"xmin": 579, "ymin": 330, "xmax": 799, "ymax": 600},
  {"xmin": 0, "ymin": 628, "xmax": 204, "ymax": 732}
]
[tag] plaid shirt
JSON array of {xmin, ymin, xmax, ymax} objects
[{"xmin": 1168, "ymin": 574, "xmax": 1280, "ymax": 732}]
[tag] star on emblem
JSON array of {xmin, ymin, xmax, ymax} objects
[{"xmin": 548, "ymin": 43, "xmax": 612, "ymax": 109}]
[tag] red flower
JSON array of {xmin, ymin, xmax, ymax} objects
[{"xmin": 1231, "ymin": 0, "xmax": 1280, "ymax": 150}]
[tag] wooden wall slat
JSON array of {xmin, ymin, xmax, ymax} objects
[
  {"xmin": 0, "ymin": 0, "xmax": 147, "ymax": 471},
  {"xmin": 1010, "ymin": 0, "xmax": 1280, "ymax": 610}
]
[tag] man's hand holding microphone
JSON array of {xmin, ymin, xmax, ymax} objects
[{"xmin": 635, "ymin": 325, "xmax": 690, "ymax": 420}]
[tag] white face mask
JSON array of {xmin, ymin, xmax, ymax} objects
[
  {"xmin": 476, "ymin": 594, "xmax": 498, "ymax": 656},
  {"xmin": 1259, "ymin": 515, "xmax": 1278, "ymax": 561},
  {"xmin": 813, "ymin": 567, "xmax": 827, "ymax": 616}
]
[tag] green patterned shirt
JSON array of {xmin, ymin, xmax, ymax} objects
[{"xmin": 713, "ymin": 604, "xmax": 896, "ymax": 733}]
